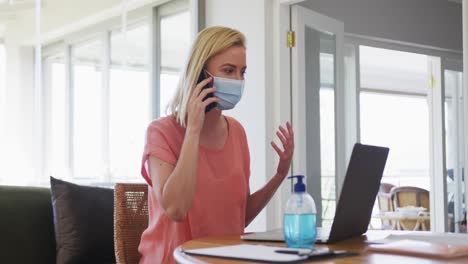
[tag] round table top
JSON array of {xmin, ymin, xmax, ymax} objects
[{"xmin": 173, "ymin": 230, "xmax": 468, "ymax": 264}]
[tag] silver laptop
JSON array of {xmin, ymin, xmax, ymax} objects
[{"xmin": 241, "ymin": 143, "xmax": 389, "ymax": 244}]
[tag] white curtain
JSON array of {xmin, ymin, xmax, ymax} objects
[
  {"xmin": 0, "ymin": 0, "xmax": 43, "ymax": 186},
  {"xmin": 0, "ymin": 44, "xmax": 6, "ymax": 184}
]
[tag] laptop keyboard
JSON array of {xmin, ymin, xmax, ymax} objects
[{"xmin": 241, "ymin": 227, "xmax": 332, "ymax": 242}]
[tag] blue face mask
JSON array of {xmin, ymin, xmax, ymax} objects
[{"xmin": 205, "ymin": 71, "xmax": 244, "ymax": 110}]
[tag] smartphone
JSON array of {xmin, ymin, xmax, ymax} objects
[{"xmin": 197, "ymin": 70, "xmax": 217, "ymax": 113}]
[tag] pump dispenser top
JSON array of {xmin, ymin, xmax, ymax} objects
[{"xmin": 288, "ymin": 175, "xmax": 306, "ymax": 193}]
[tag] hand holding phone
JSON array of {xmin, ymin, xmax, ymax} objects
[
  {"xmin": 186, "ymin": 74, "xmax": 218, "ymax": 133},
  {"xmin": 197, "ymin": 71, "xmax": 217, "ymax": 113}
]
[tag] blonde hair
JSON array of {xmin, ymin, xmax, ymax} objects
[{"xmin": 167, "ymin": 26, "xmax": 246, "ymax": 127}]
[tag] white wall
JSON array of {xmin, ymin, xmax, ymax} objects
[
  {"xmin": 300, "ymin": 0, "xmax": 463, "ymax": 52},
  {"xmin": 2, "ymin": 4, "xmax": 39, "ymax": 184},
  {"xmin": 2, "ymin": 43, "xmax": 35, "ymax": 184},
  {"xmin": 205, "ymin": 0, "xmax": 273, "ymax": 232},
  {"xmin": 0, "ymin": 24, "xmax": 5, "ymax": 38}
]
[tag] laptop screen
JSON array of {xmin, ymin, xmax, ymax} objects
[{"xmin": 327, "ymin": 143, "xmax": 389, "ymax": 243}]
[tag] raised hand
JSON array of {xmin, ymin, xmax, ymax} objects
[{"xmin": 271, "ymin": 121, "xmax": 295, "ymax": 178}]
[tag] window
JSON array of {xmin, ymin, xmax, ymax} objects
[
  {"xmin": 359, "ymin": 46, "xmax": 430, "ymax": 189},
  {"xmin": 320, "ymin": 52, "xmax": 336, "ymax": 228},
  {"xmin": 72, "ymin": 39, "xmax": 105, "ymax": 179},
  {"xmin": 46, "ymin": 54, "xmax": 67, "ymax": 179},
  {"xmin": 0, "ymin": 43, "xmax": 5, "ymax": 126},
  {"xmin": 359, "ymin": 46, "xmax": 431, "ymax": 229},
  {"xmin": 109, "ymin": 24, "xmax": 151, "ymax": 181},
  {"xmin": 0, "ymin": 43, "xmax": 5, "ymax": 183},
  {"xmin": 44, "ymin": 5, "xmax": 191, "ymax": 184},
  {"xmin": 0, "ymin": 43, "xmax": 4, "ymax": 107},
  {"xmin": 360, "ymin": 92, "xmax": 430, "ymax": 188},
  {"xmin": 160, "ymin": 11, "xmax": 190, "ymax": 115}
]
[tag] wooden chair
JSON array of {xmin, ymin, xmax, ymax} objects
[
  {"xmin": 114, "ymin": 183, "xmax": 149, "ymax": 264},
  {"xmin": 377, "ymin": 183, "xmax": 395, "ymax": 229},
  {"xmin": 391, "ymin": 186, "xmax": 430, "ymax": 231}
]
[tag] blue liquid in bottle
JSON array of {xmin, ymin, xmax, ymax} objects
[{"xmin": 284, "ymin": 213, "xmax": 317, "ymax": 249}]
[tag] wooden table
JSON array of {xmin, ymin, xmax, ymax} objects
[{"xmin": 174, "ymin": 231, "xmax": 468, "ymax": 263}]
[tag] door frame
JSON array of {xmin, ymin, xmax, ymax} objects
[
  {"xmin": 428, "ymin": 55, "xmax": 449, "ymax": 232},
  {"xmin": 444, "ymin": 60, "xmax": 464, "ymax": 232},
  {"xmin": 290, "ymin": 5, "xmax": 346, "ymax": 201},
  {"xmin": 270, "ymin": 0, "xmax": 349, "ymax": 229},
  {"xmin": 267, "ymin": 0, "xmax": 297, "ymax": 230}
]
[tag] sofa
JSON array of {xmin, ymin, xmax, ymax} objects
[
  {"xmin": 0, "ymin": 186, "xmax": 56, "ymax": 264},
  {"xmin": 0, "ymin": 178, "xmax": 116, "ymax": 264}
]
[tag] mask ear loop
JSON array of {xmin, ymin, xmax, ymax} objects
[{"xmin": 204, "ymin": 70, "xmax": 214, "ymax": 78}]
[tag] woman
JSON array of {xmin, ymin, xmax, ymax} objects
[{"xmin": 138, "ymin": 26, "xmax": 294, "ymax": 263}]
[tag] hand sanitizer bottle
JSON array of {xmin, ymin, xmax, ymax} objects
[{"xmin": 283, "ymin": 175, "xmax": 317, "ymax": 249}]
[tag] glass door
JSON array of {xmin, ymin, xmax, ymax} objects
[
  {"xmin": 444, "ymin": 68, "xmax": 465, "ymax": 233},
  {"xmin": 291, "ymin": 5, "xmax": 345, "ymax": 228}
]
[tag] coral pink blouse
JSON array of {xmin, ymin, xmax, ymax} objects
[{"xmin": 138, "ymin": 115, "xmax": 250, "ymax": 264}]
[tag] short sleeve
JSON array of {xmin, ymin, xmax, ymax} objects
[{"xmin": 141, "ymin": 120, "xmax": 178, "ymax": 186}]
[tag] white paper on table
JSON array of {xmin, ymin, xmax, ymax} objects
[
  {"xmin": 184, "ymin": 244, "xmax": 310, "ymax": 262},
  {"xmin": 367, "ymin": 232, "xmax": 468, "ymax": 258},
  {"xmin": 373, "ymin": 232, "xmax": 468, "ymax": 246}
]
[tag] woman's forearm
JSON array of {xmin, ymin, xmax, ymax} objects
[
  {"xmin": 160, "ymin": 129, "xmax": 200, "ymax": 221},
  {"xmin": 245, "ymin": 173, "xmax": 287, "ymax": 226}
]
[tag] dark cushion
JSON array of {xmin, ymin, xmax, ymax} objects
[
  {"xmin": 50, "ymin": 177, "xmax": 115, "ymax": 264},
  {"xmin": 0, "ymin": 185, "xmax": 56, "ymax": 264}
]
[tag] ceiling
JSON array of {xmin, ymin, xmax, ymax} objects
[{"xmin": 0, "ymin": 0, "xmax": 463, "ymax": 38}]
